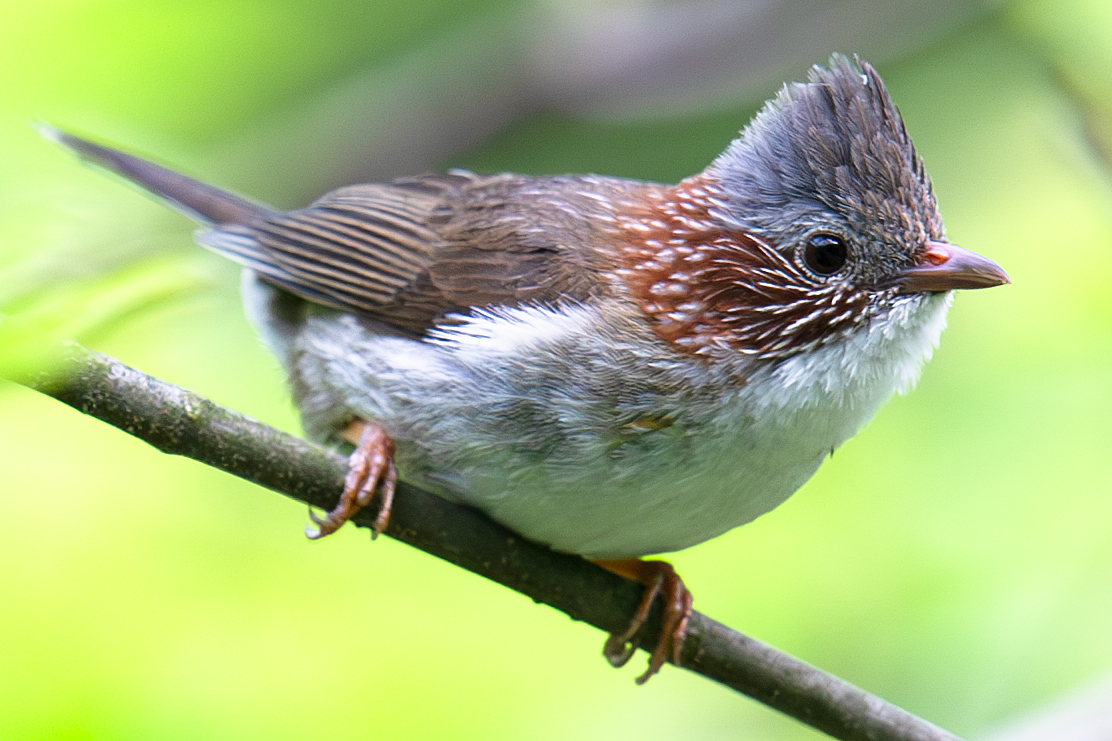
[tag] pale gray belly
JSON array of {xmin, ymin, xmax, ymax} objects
[{"xmin": 276, "ymin": 295, "xmax": 934, "ymax": 558}]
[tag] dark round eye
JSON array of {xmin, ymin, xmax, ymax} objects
[{"xmin": 803, "ymin": 233, "xmax": 848, "ymax": 275}]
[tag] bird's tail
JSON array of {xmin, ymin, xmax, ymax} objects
[{"xmin": 37, "ymin": 123, "xmax": 275, "ymax": 226}]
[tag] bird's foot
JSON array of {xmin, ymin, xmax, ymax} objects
[
  {"xmin": 306, "ymin": 419, "xmax": 397, "ymax": 539},
  {"xmin": 593, "ymin": 558, "xmax": 693, "ymax": 684}
]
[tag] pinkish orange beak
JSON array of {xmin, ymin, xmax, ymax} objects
[{"xmin": 895, "ymin": 241, "xmax": 1010, "ymax": 293}]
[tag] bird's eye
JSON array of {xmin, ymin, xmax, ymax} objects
[{"xmin": 803, "ymin": 233, "xmax": 848, "ymax": 275}]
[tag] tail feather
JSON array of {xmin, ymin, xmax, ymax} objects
[{"xmin": 37, "ymin": 122, "xmax": 277, "ymax": 226}]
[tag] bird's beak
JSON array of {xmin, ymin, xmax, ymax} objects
[{"xmin": 894, "ymin": 241, "xmax": 1010, "ymax": 293}]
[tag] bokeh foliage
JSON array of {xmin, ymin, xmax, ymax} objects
[{"xmin": 2, "ymin": 2, "xmax": 1112, "ymax": 740}]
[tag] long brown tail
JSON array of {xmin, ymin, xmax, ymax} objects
[{"xmin": 37, "ymin": 123, "xmax": 276, "ymax": 226}]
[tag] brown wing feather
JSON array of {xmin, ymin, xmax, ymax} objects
[
  {"xmin": 428, "ymin": 174, "xmax": 639, "ymax": 309},
  {"xmin": 204, "ymin": 171, "xmax": 644, "ymax": 335}
]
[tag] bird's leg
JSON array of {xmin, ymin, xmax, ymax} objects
[
  {"xmin": 592, "ymin": 558, "xmax": 693, "ymax": 684},
  {"xmin": 306, "ymin": 418, "xmax": 397, "ymax": 540}
]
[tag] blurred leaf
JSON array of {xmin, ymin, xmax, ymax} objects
[
  {"xmin": 1, "ymin": 0, "xmax": 523, "ymax": 142},
  {"xmin": 0, "ymin": 254, "xmax": 207, "ymax": 381},
  {"xmin": 1009, "ymin": 0, "xmax": 1112, "ymax": 167}
]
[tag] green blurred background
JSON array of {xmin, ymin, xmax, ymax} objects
[{"xmin": 3, "ymin": 1, "xmax": 1112, "ymax": 739}]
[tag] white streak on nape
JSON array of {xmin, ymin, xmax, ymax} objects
[
  {"xmin": 577, "ymin": 190, "xmax": 610, "ymax": 203},
  {"xmin": 673, "ymin": 215, "xmax": 706, "ymax": 231},
  {"xmin": 706, "ymin": 208, "xmax": 747, "ymax": 230},
  {"xmin": 551, "ymin": 201, "xmax": 581, "ymax": 218},
  {"xmin": 649, "ymin": 281, "xmax": 689, "ymax": 297}
]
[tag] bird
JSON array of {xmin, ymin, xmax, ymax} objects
[{"xmin": 42, "ymin": 54, "xmax": 1008, "ymax": 683}]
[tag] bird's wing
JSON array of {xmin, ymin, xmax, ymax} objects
[
  {"xmin": 41, "ymin": 127, "xmax": 636, "ymax": 334},
  {"xmin": 202, "ymin": 172, "xmax": 632, "ymax": 335}
]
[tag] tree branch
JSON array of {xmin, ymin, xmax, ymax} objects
[{"xmin": 22, "ymin": 343, "xmax": 963, "ymax": 741}]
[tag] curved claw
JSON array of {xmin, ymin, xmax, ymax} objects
[
  {"xmin": 305, "ymin": 419, "xmax": 397, "ymax": 540},
  {"xmin": 639, "ymin": 575, "xmax": 692, "ymax": 684},
  {"xmin": 593, "ymin": 558, "xmax": 693, "ymax": 684},
  {"xmin": 367, "ymin": 456, "xmax": 397, "ymax": 539},
  {"xmin": 603, "ymin": 633, "xmax": 639, "ymax": 668}
]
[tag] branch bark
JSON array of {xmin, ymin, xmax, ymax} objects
[{"xmin": 23, "ymin": 343, "xmax": 963, "ymax": 741}]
